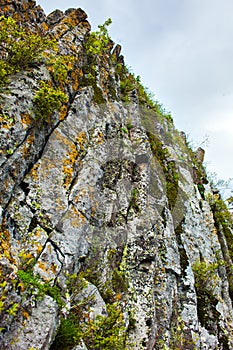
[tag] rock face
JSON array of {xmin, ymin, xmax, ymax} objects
[{"xmin": 0, "ymin": 1, "xmax": 233, "ymax": 349}]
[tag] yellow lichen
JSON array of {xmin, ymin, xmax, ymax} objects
[
  {"xmin": 71, "ymin": 67, "xmax": 81, "ymax": 91},
  {"xmin": 36, "ymin": 245, "xmax": 43, "ymax": 254},
  {"xmin": 96, "ymin": 130, "xmax": 104, "ymax": 144},
  {"xmin": 61, "ymin": 12, "xmax": 80, "ymax": 28},
  {"xmin": 59, "ymin": 105, "xmax": 68, "ymax": 121},
  {"xmin": 0, "ymin": 221, "xmax": 16, "ymax": 264},
  {"xmin": 68, "ymin": 205, "xmax": 86, "ymax": 227},
  {"xmin": 63, "ymin": 143, "xmax": 78, "ymax": 189},
  {"xmin": 41, "ymin": 22, "xmax": 49, "ymax": 32},
  {"xmin": 53, "ymin": 23, "xmax": 69, "ymax": 39},
  {"xmin": 0, "ymin": 114, "xmax": 14, "ymax": 129},
  {"xmin": 50, "ymin": 262, "xmax": 58, "ymax": 274},
  {"xmin": 37, "ymin": 261, "xmax": 47, "ymax": 272},
  {"xmin": 29, "ymin": 163, "xmax": 39, "ymax": 181},
  {"xmin": 76, "ymin": 131, "xmax": 88, "ymax": 152},
  {"xmin": 23, "ymin": 133, "xmax": 34, "ymax": 158},
  {"xmin": 22, "ymin": 310, "xmax": 30, "ymax": 320},
  {"xmin": 21, "ymin": 112, "xmax": 33, "ymax": 126}
]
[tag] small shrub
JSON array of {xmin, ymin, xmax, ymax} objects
[
  {"xmin": 33, "ymin": 81, "xmax": 68, "ymax": 120},
  {"xmin": 47, "ymin": 55, "xmax": 75, "ymax": 87},
  {"xmin": 0, "ymin": 16, "xmax": 53, "ymax": 87},
  {"xmin": 17, "ymin": 269, "xmax": 62, "ymax": 306},
  {"xmin": 52, "ymin": 302, "xmax": 128, "ymax": 350},
  {"xmin": 85, "ymin": 18, "xmax": 112, "ymax": 57},
  {"xmin": 192, "ymin": 259, "xmax": 222, "ymax": 332},
  {"xmin": 192, "ymin": 260, "xmax": 219, "ymax": 292},
  {"xmin": 51, "ymin": 317, "xmax": 82, "ymax": 350}
]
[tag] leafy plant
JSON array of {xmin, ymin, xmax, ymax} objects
[
  {"xmin": 17, "ymin": 269, "xmax": 62, "ymax": 306},
  {"xmin": 192, "ymin": 260, "xmax": 219, "ymax": 292},
  {"xmin": 80, "ymin": 19, "xmax": 113, "ymax": 104},
  {"xmin": 192, "ymin": 259, "xmax": 222, "ymax": 332},
  {"xmin": 0, "ymin": 16, "xmax": 53, "ymax": 87},
  {"xmin": 33, "ymin": 81, "xmax": 68, "ymax": 120},
  {"xmin": 47, "ymin": 54, "xmax": 75, "ymax": 87},
  {"xmin": 51, "ymin": 317, "xmax": 81, "ymax": 349},
  {"xmin": 85, "ymin": 18, "xmax": 112, "ymax": 57},
  {"xmin": 208, "ymin": 194, "xmax": 233, "ymax": 302},
  {"xmin": 52, "ymin": 302, "xmax": 128, "ymax": 350}
]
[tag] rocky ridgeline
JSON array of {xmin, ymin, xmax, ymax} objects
[
  {"xmin": 0, "ymin": 1, "xmax": 233, "ymax": 349},
  {"xmin": 0, "ymin": 0, "xmax": 46, "ymax": 28}
]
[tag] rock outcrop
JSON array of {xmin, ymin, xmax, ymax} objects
[{"xmin": 0, "ymin": 1, "xmax": 233, "ymax": 349}]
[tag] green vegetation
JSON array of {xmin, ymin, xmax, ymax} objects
[
  {"xmin": 17, "ymin": 269, "xmax": 62, "ymax": 307},
  {"xmin": 80, "ymin": 63, "xmax": 105, "ymax": 104},
  {"xmin": 192, "ymin": 258, "xmax": 231, "ymax": 348},
  {"xmin": 191, "ymin": 258, "xmax": 227, "ymax": 344},
  {"xmin": 0, "ymin": 16, "xmax": 52, "ymax": 88},
  {"xmin": 112, "ymin": 268, "xmax": 129, "ymax": 294},
  {"xmin": 81, "ymin": 19, "xmax": 113, "ymax": 104},
  {"xmin": 192, "ymin": 260, "xmax": 219, "ymax": 292},
  {"xmin": 0, "ymin": 15, "xmax": 70, "ymax": 121},
  {"xmin": 82, "ymin": 17, "xmax": 175, "ymax": 112},
  {"xmin": 33, "ymin": 81, "xmax": 68, "ymax": 120},
  {"xmin": 51, "ymin": 270, "xmax": 129, "ymax": 350},
  {"xmin": 80, "ymin": 249, "xmax": 129, "ymax": 304},
  {"xmin": 209, "ymin": 195, "xmax": 233, "ymax": 248},
  {"xmin": 52, "ymin": 302, "xmax": 127, "ymax": 350},
  {"xmin": 147, "ymin": 131, "xmax": 179, "ymax": 210},
  {"xmin": 175, "ymin": 221, "xmax": 189, "ymax": 275},
  {"xmin": 47, "ymin": 54, "xmax": 75, "ymax": 87},
  {"xmin": 0, "ymin": 279, "xmax": 19, "ymax": 321},
  {"xmin": 86, "ymin": 18, "xmax": 112, "ymax": 57},
  {"xmin": 115, "ymin": 63, "xmax": 173, "ymax": 122},
  {"xmin": 128, "ymin": 187, "xmax": 140, "ymax": 213},
  {"xmin": 208, "ymin": 194, "xmax": 233, "ymax": 300}
]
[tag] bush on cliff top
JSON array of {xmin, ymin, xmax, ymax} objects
[{"xmin": 0, "ymin": 16, "xmax": 52, "ymax": 88}]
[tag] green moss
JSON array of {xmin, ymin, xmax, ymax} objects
[
  {"xmin": 80, "ymin": 66, "xmax": 105, "ymax": 104},
  {"xmin": 147, "ymin": 131, "xmax": 179, "ymax": 210},
  {"xmin": 127, "ymin": 187, "xmax": 140, "ymax": 215},
  {"xmin": 210, "ymin": 197, "xmax": 233, "ymax": 256},
  {"xmin": 146, "ymin": 131, "xmax": 169, "ymax": 165},
  {"xmin": 47, "ymin": 54, "xmax": 75, "ymax": 87},
  {"xmin": 197, "ymin": 183, "xmax": 205, "ymax": 199},
  {"xmin": 112, "ymin": 268, "xmax": 129, "ymax": 294},
  {"xmin": 51, "ymin": 317, "xmax": 81, "ymax": 350},
  {"xmin": 107, "ymin": 75, "xmax": 118, "ymax": 100},
  {"xmin": 93, "ymin": 85, "xmax": 105, "ymax": 104},
  {"xmin": 175, "ymin": 221, "xmax": 189, "ymax": 275}
]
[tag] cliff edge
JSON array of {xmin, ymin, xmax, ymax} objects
[{"xmin": 0, "ymin": 1, "xmax": 233, "ymax": 349}]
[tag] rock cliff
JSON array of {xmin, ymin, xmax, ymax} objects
[{"xmin": 0, "ymin": 1, "xmax": 233, "ymax": 349}]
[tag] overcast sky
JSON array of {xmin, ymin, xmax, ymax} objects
[{"xmin": 37, "ymin": 0, "xmax": 233, "ymax": 181}]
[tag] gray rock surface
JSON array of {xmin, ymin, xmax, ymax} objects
[{"xmin": 0, "ymin": 1, "xmax": 233, "ymax": 349}]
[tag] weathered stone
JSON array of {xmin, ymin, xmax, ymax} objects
[
  {"xmin": 1, "ymin": 296, "xmax": 58, "ymax": 350},
  {"xmin": 0, "ymin": 1, "xmax": 233, "ymax": 349}
]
